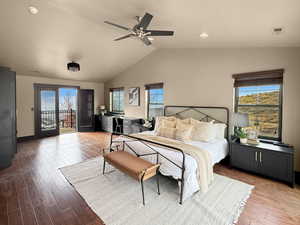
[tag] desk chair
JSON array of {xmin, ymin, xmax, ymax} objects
[{"xmin": 114, "ymin": 117, "xmax": 123, "ymax": 133}]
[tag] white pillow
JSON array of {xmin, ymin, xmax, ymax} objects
[
  {"xmin": 191, "ymin": 122, "xmax": 217, "ymax": 142},
  {"xmin": 214, "ymin": 123, "xmax": 227, "ymax": 140}
]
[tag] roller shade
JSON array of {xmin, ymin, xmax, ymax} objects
[
  {"xmin": 232, "ymin": 69, "xmax": 284, "ymax": 87},
  {"xmin": 109, "ymin": 87, "xmax": 124, "ymax": 92},
  {"xmin": 145, "ymin": 82, "xmax": 164, "ymax": 90}
]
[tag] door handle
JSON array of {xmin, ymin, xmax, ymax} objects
[
  {"xmin": 259, "ymin": 152, "xmax": 262, "ymax": 163},
  {"xmin": 255, "ymin": 151, "xmax": 258, "ymax": 161}
]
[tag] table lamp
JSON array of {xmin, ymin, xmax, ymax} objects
[{"xmin": 232, "ymin": 113, "xmax": 249, "ymax": 144}]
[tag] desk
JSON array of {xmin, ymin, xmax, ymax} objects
[{"xmin": 101, "ymin": 115, "xmax": 144, "ymax": 134}]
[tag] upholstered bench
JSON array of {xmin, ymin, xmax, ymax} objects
[{"xmin": 103, "ymin": 150, "xmax": 160, "ymax": 205}]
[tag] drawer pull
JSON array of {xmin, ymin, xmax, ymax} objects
[{"xmin": 255, "ymin": 152, "xmax": 258, "ymax": 161}]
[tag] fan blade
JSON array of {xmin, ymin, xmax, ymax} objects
[
  {"xmin": 136, "ymin": 13, "xmax": 153, "ymax": 29},
  {"xmin": 145, "ymin": 30, "xmax": 174, "ymax": 36},
  {"xmin": 141, "ymin": 36, "xmax": 152, "ymax": 46},
  {"xmin": 114, "ymin": 34, "xmax": 133, "ymax": 41},
  {"xmin": 104, "ymin": 21, "xmax": 131, "ymax": 31}
]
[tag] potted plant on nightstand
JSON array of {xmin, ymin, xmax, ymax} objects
[{"xmin": 235, "ymin": 128, "xmax": 248, "ymax": 144}]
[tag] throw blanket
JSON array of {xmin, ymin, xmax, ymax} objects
[{"xmin": 129, "ymin": 133, "xmax": 214, "ymax": 193}]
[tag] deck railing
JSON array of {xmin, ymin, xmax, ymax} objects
[{"xmin": 41, "ymin": 109, "xmax": 76, "ymax": 129}]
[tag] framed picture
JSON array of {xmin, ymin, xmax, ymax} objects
[{"xmin": 128, "ymin": 87, "xmax": 140, "ymax": 106}]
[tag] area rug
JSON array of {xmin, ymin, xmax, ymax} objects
[{"xmin": 60, "ymin": 157, "xmax": 254, "ymax": 225}]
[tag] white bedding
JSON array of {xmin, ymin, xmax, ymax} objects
[{"xmin": 111, "ymin": 131, "xmax": 228, "ymax": 202}]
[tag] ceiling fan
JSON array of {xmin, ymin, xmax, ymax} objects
[{"xmin": 104, "ymin": 12, "xmax": 174, "ymax": 46}]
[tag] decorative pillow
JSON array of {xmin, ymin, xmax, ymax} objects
[
  {"xmin": 190, "ymin": 118, "xmax": 214, "ymax": 126},
  {"xmin": 214, "ymin": 123, "xmax": 227, "ymax": 139},
  {"xmin": 191, "ymin": 122, "xmax": 217, "ymax": 142},
  {"xmin": 161, "ymin": 119, "xmax": 176, "ymax": 129},
  {"xmin": 156, "ymin": 127, "xmax": 176, "ymax": 139},
  {"xmin": 154, "ymin": 116, "xmax": 177, "ymax": 132},
  {"xmin": 177, "ymin": 118, "xmax": 191, "ymax": 125},
  {"xmin": 175, "ymin": 127, "xmax": 193, "ymax": 141}
]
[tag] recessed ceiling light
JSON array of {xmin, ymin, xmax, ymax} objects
[
  {"xmin": 28, "ymin": 6, "xmax": 39, "ymax": 15},
  {"xmin": 200, "ymin": 32, "xmax": 209, "ymax": 39}
]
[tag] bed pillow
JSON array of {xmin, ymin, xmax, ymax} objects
[
  {"xmin": 156, "ymin": 127, "xmax": 176, "ymax": 139},
  {"xmin": 177, "ymin": 118, "xmax": 192, "ymax": 125},
  {"xmin": 154, "ymin": 116, "xmax": 177, "ymax": 132},
  {"xmin": 191, "ymin": 122, "xmax": 216, "ymax": 142},
  {"xmin": 214, "ymin": 123, "xmax": 227, "ymax": 139},
  {"xmin": 190, "ymin": 118, "xmax": 214, "ymax": 126},
  {"xmin": 161, "ymin": 119, "xmax": 176, "ymax": 129},
  {"xmin": 175, "ymin": 120, "xmax": 194, "ymax": 141}
]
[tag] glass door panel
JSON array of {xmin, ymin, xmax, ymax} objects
[
  {"xmin": 41, "ymin": 89, "xmax": 57, "ymax": 131},
  {"xmin": 35, "ymin": 86, "xmax": 59, "ymax": 137}
]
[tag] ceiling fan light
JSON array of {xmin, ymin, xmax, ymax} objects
[{"xmin": 67, "ymin": 62, "xmax": 80, "ymax": 72}]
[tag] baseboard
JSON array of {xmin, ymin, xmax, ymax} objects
[
  {"xmin": 295, "ymin": 171, "xmax": 300, "ymax": 185},
  {"xmin": 17, "ymin": 135, "xmax": 36, "ymax": 143}
]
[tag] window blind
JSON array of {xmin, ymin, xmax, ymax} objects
[
  {"xmin": 145, "ymin": 82, "xmax": 164, "ymax": 90},
  {"xmin": 109, "ymin": 87, "xmax": 124, "ymax": 92},
  {"xmin": 232, "ymin": 69, "xmax": 284, "ymax": 87}
]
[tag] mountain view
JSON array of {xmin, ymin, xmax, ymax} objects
[{"xmin": 237, "ymin": 85, "xmax": 280, "ymax": 138}]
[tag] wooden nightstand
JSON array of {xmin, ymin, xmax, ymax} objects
[{"xmin": 230, "ymin": 139, "xmax": 295, "ymax": 187}]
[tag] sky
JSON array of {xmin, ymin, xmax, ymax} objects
[
  {"xmin": 40, "ymin": 88, "xmax": 77, "ymax": 111},
  {"xmin": 239, "ymin": 84, "xmax": 280, "ymax": 96},
  {"xmin": 59, "ymin": 88, "xmax": 77, "ymax": 110},
  {"xmin": 149, "ymin": 88, "xmax": 164, "ymax": 104}
]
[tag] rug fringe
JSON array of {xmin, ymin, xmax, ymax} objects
[{"xmin": 231, "ymin": 186, "xmax": 254, "ymax": 225}]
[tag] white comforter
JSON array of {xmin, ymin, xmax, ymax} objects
[{"xmin": 111, "ymin": 131, "xmax": 228, "ymax": 202}]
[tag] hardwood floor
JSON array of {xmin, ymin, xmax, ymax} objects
[{"xmin": 0, "ymin": 132, "xmax": 299, "ymax": 225}]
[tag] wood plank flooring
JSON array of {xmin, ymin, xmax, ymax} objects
[{"xmin": 0, "ymin": 132, "xmax": 299, "ymax": 225}]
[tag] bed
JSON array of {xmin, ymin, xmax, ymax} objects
[{"xmin": 109, "ymin": 106, "xmax": 230, "ymax": 203}]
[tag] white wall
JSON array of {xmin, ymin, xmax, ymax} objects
[
  {"xmin": 105, "ymin": 47, "xmax": 300, "ymax": 171},
  {"xmin": 16, "ymin": 75, "xmax": 104, "ymax": 137}
]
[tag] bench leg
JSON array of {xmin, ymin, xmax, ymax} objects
[
  {"xmin": 102, "ymin": 159, "xmax": 106, "ymax": 175},
  {"xmin": 156, "ymin": 174, "xmax": 160, "ymax": 195},
  {"xmin": 141, "ymin": 179, "xmax": 145, "ymax": 205}
]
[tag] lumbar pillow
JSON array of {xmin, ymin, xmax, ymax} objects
[{"xmin": 214, "ymin": 123, "xmax": 227, "ymax": 139}]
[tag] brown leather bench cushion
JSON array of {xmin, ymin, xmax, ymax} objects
[{"xmin": 104, "ymin": 151, "xmax": 154, "ymax": 180}]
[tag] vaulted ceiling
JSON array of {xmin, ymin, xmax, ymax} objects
[{"xmin": 0, "ymin": 0, "xmax": 299, "ymax": 82}]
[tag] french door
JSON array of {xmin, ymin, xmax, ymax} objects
[{"xmin": 35, "ymin": 85, "xmax": 59, "ymax": 137}]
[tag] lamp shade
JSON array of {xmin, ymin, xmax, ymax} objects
[
  {"xmin": 100, "ymin": 105, "xmax": 106, "ymax": 110},
  {"xmin": 232, "ymin": 113, "xmax": 249, "ymax": 127}
]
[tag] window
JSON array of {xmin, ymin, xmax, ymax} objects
[
  {"xmin": 145, "ymin": 83, "xmax": 164, "ymax": 120},
  {"xmin": 233, "ymin": 69, "xmax": 283, "ymax": 141},
  {"xmin": 110, "ymin": 88, "xmax": 124, "ymax": 113}
]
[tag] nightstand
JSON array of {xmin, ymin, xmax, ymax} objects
[{"xmin": 230, "ymin": 139, "xmax": 295, "ymax": 187}]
